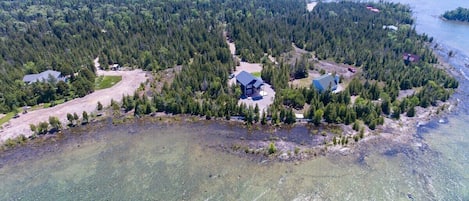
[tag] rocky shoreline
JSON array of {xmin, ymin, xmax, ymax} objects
[
  {"xmin": 0, "ymin": 94, "xmax": 456, "ymax": 165},
  {"xmin": 0, "ymin": 40, "xmax": 462, "ymax": 164}
]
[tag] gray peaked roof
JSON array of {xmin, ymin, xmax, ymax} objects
[
  {"xmin": 23, "ymin": 70, "xmax": 62, "ymax": 83},
  {"xmin": 313, "ymin": 74, "xmax": 337, "ymax": 90},
  {"xmin": 236, "ymin": 71, "xmax": 263, "ymax": 87}
]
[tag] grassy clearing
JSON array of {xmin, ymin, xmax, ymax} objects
[
  {"xmin": 297, "ymin": 77, "xmax": 313, "ymax": 88},
  {"xmin": 44, "ymin": 99, "xmax": 66, "ymax": 108},
  {"xmin": 29, "ymin": 99, "xmax": 66, "ymax": 111},
  {"xmin": 0, "ymin": 112, "xmax": 15, "ymax": 126},
  {"xmin": 251, "ymin": 72, "xmax": 261, "ymax": 77},
  {"xmin": 95, "ymin": 75, "xmax": 122, "ymax": 90}
]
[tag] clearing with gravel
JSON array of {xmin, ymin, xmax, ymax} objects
[{"xmin": 0, "ymin": 68, "xmax": 147, "ymax": 142}]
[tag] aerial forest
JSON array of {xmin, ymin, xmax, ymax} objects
[{"xmin": 0, "ymin": 0, "xmax": 458, "ymax": 129}]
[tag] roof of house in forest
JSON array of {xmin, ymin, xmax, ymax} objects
[
  {"xmin": 402, "ymin": 53, "xmax": 420, "ymax": 62},
  {"xmin": 236, "ymin": 71, "xmax": 263, "ymax": 88},
  {"xmin": 313, "ymin": 74, "xmax": 337, "ymax": 90},
  {"xmin": 383, "ymin": 25, "xmax": 398, "ymax": 31},
  {"xmin": 23, "ymin": 70, "xmax": 62, "ymax": 83},
  {"xmin": 366, "ymin": 6, "xmax": 380, "ymax": 13}
]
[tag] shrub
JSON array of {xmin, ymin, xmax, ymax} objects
[
  {"xmin": 407, "ymin": 106, "xmax": 416, "ymax": 117},
  {"xmin": 268, "ymin": 142, "xmax": 277, "ymax": 154},
  {"xmin": 38, "ymin": 121, "xmax": 49, "ymax": 134},
  {"xmin": 30, "ymin": 124, "xmax": 37, "ymax": 133},
  {"xmin": 67, "ymin": 113, "xmax": 74, "ymax": 126},
  {"xmin": 49, "ymin": 116, "xmax": 61, "ymax": 132},
  {"xmin": 97, "ymin": 101, "xmax": 103, "ymax": 111},
  {"xmin": 352, "ymin": 121, "xmax": 360, "ymax": 131},
  {"xmin": 294, "ymin": 147, "xmax": 300, "ymax": 155},
  {"xmin": 82, "ymin": 111, "xmax": 89, "ymax": 124}
]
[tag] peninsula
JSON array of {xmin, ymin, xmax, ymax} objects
[{"xmin": 0, "ymin": 1, "xmax": 458, "ymax": 157}]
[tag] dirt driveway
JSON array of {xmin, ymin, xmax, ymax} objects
[
  {"xmin": 0, "ymin": 69, "xmax": 147, "ymax": 142},
  {"xmin": 225, "ymin": 32, "xmax": 275, "ymax": 113}
]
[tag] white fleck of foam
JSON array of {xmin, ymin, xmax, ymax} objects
[
  {"xmin": 460, "ymin": 69, "xmax": 469, "ymax": 81},
  {"xmin": 253, "ymin": 188, "xmax": 270, "ymax": 201}
]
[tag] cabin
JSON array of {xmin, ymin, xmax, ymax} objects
[
  {"xmin": 236, "ymin": 71, "xmax": 264, "ymax": 98},
  {"xmin": 110, "ymin": 64, "xmax": 121, "ymax": 71},
  {"xmin": 403, "ymin": 53, "xmax": 420, "ymax": 64},
  {"xmin": 23, "ymin": 70, "xmax": 65, "ymax": 84},
  {"xmin": 383, "ymin": 25, "xmax": 398, "ymax": 31},
  {"xmin": 366, "ymin": 6, "xmax": 380, "ymax": 13},
  {"xmin": 312, "ymin": 73, "xmax": 339, "ymax": 92}
]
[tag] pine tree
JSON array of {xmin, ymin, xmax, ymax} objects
[
  {"xmin": 261, "ymin": 111, "xmax": 267, "ymax": 125},
  {"xmin": 97, "ymin": 101, "xmax": 103, "ymax": 111},
  {"xmin": 406, "ymin": 106, "xmax": 416, "ymax": 117},
  {"xmin": 82, "ymin": 111, "xmax": 89, "ymax": 124},
  {"xmin": 313, "ymin": 109, "xmax": 323, "ymax": 126},
  {"xmin": 67, "ymin": 113, "xmax": 74, "ymax": 126}
]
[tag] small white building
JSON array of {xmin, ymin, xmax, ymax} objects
[
  {"xmin": 110, "ymin": 64, "xmax": 121, "ymax": 71},
  {"xmin": 383, "ymin": 25, "xmax": 398, "ymax": 31}
]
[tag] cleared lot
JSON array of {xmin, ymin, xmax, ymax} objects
[
  {"xmin": 0, "ymin": 69, "xmax": 147, "ymax": 142},
  {"xmin": 226, "ymin": 33, "xmax": 275, "ymax": 114}
]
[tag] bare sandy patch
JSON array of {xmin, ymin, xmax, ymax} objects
[
  {"xmin": 290, "ymin": 70, "xmax": 321, "ymax": 88},
  {"xmin": 316, "ymin": 61, "xmax": 356, "ymax": 78},
  {"xmin": 397, "ymin": 88, "xmax": 417, "ymax": 100},
  {"xmin": 0, "ymin": 69, "xmax": 147, "ymax": 142},
  {"xmin": 235, "ymin": 62, "xmax": 263, "ymax": 73}
]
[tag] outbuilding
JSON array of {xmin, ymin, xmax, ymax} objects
[{"xmin": 312, "ymin": 73, "xmax": 339, "ymax": 92}]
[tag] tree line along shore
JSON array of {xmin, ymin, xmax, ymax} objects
[
  {"xmin": 0, "ymin": 0, "xmax": 459, "ymax": 149},
  {"xmin": 442, "ymin": 7, "xmax": 469, "ymax": 23}
]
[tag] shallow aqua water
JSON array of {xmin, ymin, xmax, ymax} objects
[
  {"xmin": 388, "ymin": 0, "xmax": 469, "ymax": 54},
  {"xmin": 0, "ymin": 119, "xmax": 466, "ymax": 200}
]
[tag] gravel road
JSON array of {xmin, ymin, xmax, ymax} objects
[{"xmin": 0, "ymin": 69, "xmax": 147, "ymax": 142}]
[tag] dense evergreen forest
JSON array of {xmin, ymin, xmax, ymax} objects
[
  {"xmin": 0, "ymin": 0, "xmax": 458, "ymax": 130},
  {"xmin": 443, "ymin": 7, "xmax": 469, "ymax": 23}
]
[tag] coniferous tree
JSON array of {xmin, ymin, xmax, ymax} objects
[{"xmin": 82, "ymin": 111, "xmax": 89, "ymax": 124}]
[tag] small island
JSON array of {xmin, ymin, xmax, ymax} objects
[{"xmin": 442, "ymin": 7, "xmax": 469, "ymax": 23}]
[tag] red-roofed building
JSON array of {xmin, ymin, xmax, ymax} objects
[{"xmin": 403, "ymin": 53, "xmax": 420, "ymax": 64}]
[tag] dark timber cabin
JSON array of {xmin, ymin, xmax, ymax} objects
[{"xmin": 236, "ymin": 71, "xmax": 264, "ymax": 98}]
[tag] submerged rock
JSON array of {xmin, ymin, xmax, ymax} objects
[{"xmin": 279, "ymin": 152, "xmax": 289, "ymax": 160}]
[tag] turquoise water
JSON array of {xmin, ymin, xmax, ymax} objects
[
  {"xmin": 0, "ymin": 121, "xmax": 466, "ymax": 200},
  {"xmin": 1, "ymin": 0, "xmax": 468, "ymax": 200},
  {"xmin": 389, "ymin": 0, "xmax": 469, "ymax": 54}
]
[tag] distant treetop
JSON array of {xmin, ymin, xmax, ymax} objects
[{"xmin": 443, "ymin": 7, "xmax": 469, "ymax": 23}]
